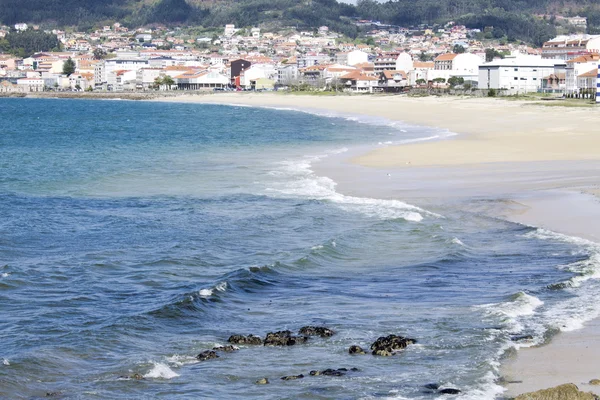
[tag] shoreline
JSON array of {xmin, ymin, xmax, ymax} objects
[{"xmin": 151, "ymin": 93, "xmax": 600, "ymax": 397}]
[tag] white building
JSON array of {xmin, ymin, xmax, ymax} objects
[
  {"xmin": 395, "ymin": 53, "xmax": 413, "ymax": 73},
  {"xmin": 224, "ymin": 24, "xmax": 236, "ymax": 37},
  {"xmin": 478, "ymin": 56, "xmax": 566, "ymax": 94},
  {"xmin": 95, "ymin": 58, "xmax": 149, "ymax": 89},
  {"xmin": 542, "ymin": 35, "xmax": 600, "ymax": 60},
  {"xmin": 346, "ymin": 50, "xmax": 369, "ymax": 66},
  {"xmin": 14, "ymin": 23, "xmax": 28, "ymax": 32},
  {"xmin": 565, "ymin": 54, "xmax": 600, "ymax": 94}
]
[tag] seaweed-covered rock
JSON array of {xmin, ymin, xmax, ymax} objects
[
  {"xmin": 196, "ymin": 350, "xmax": 219, "ymax": 361},
  {"xmin": 281, "ymin": 374, "xmax": 304, "ymax": 380},
  {"xmin": 213, "ymin": 345, "xmax": 238, "ymax": 352},
  {"xmin": 264, "ymin": 330, "xmax": 308, "ymax": 346},
  {"xmin": 256, "ymin": 378, "xmax": 269, "ymax": 385},
  {"xmin": 370, "ymin": 334, "xmax": 416, "ymax": 355},
  {"xmin": 309, "ymin": 370, "xmax": 321, "ymax": 376},
  {"xmin": 590, "ymin": 379, "xmax": 600, "ymax": 385},
  {"xmin": 348, "ymin": 345, "xmax": 366, "ymax": 355},
  {"xmin": 228, "ymin": 334, "xmax": 263, "ymax": 345},
  {"xmin": 514, "ymin": 383, "xmax": 597, "ymax": 400},
  {"xmin": 298, "ymin": 326, "xmax": 335, "ymax": 337}
]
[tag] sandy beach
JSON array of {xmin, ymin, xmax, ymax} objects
[{"xmin": 156, "ymin": 92, "xmax": 600, "ymax": 397}]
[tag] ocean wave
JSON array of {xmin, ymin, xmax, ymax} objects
[
  {"xmin": 143, "ymin": 362, "xmax": 179, "ymax": 379},
  {"xmin": 266, "ymin": 154, "xmax": 435, "ymax": 223},
  {"xmin": 2, "ymin": 358, "xmax": 9, "ymax": 366},
  {"xmin": 478, "ymin": 292, "xmax": 544, "ymax": 342},
  {"xmin": 198, "ymin": 281, "xmax": 228, "ymax": 298}
]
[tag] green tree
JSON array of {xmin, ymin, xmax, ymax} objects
[
  {"xmin": 453, "ymin": 44, "xmax": 466, "ymax": 53},
  {"xmin": 63, "ymin": 57, "xmax": 76, "ymax": 76},
  {"xmin": 448, "ymin": 76, "xmax": 464, "ymax": 87},
  {"xmin": 416, "ymin": 78, "xmax": 426, "ymax": 85},
  {"xmin": 432, "ymin": 77, "xmax": 446, "ymax": 84},
  {"xmin": 93, "ymin": 48, "xmax": 107, "ymax": 60}
]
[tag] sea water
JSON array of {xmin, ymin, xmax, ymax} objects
[{"xmin": 1, "ymin": 98, "xmax": 599, "ymax": 399}]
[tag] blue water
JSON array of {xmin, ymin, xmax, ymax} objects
[{"xmin": 1, "ymin": 98, "xmax": 599, "ymax": 399}]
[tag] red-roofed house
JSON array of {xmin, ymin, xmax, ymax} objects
[{"xmin": 339, "ymin": 70, "xmax": 379, "ymax": 93}]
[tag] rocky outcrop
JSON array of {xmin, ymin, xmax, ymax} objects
[
  {"xmin": 298, "ymin": 326, "xmax": 335, "ymax": 337},
  {"xmin": 227, "ymin": 334, "xmax": 263, "ymax": 345},
  {"xmin": 196, "ymin": 350, "xmax": 219, "ymax": 361},
  {"xmin": 370, "ymin": 334, "xmax": 416, "ymax": 356},
  {"xmin": 264, "ymin": 330, "xmax": 308, "ymax": 346},
  {"xmin": 514, "ymin": 383, "xmax": 599, "ymax": 400}
]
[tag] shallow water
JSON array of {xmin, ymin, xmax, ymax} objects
[{"xmin": 1, "ymin": 98, "xmax": 599, "ymax": 399}]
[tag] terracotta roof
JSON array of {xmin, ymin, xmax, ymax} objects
[
  {"xmin": 382, "ymin": 70, "xmax": 407, "ymax": 80},
  {"xmin": 434, "ymin": 53, "xmax": 458, "ymax": 61},
  {"xmin": 578, "ymin": 68, "xmax": 599, "ymax": 78},
  {"xmin": 413, "ymin": 61, "xmax": 434, "ymax": 68},
  {"xmin": 340, "ymin": 70, "xmax": 378, "ymax": 81},
  {"xmin": 566, "ymin": 53, "xmax": 600, "ymax": 63}
]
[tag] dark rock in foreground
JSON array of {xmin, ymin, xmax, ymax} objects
[
  {"xmin": 298, "ymin": 326, "xmax": 335, "ymax": 337},
  {"xmin": 228, "ymin": 334, "xmax": 263, "ymax": 345},
  {"xmin": 514, "ymin": 383, "xmax": 599, "ymax": 400},
  {"xmin": 196, "ymin": 350, "xmax": 219, "ymax": 361},
  {"xmin": 370, "ymin": 334, "xmax": 416, "ymax": 356},
  {"xmin": 264, "ymin": 330, "xmax": 308, "ymax": 346},
  {"xmin": 348, "ymin": 345, "xmax": 366, "ymax": 355},
  {"xmin": 281, "ymin": 374, "xmax": 304, "ymax": 380}
]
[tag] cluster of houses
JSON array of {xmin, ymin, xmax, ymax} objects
[{"xmin": 1, "ymin": 21, "xmax": 600, "ymax": 96}]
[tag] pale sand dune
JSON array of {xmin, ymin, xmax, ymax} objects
[{"xmin": 156, "ymin": 93, "xmax": 600, "ymax": 396}]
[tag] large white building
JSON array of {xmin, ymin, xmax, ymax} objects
[
  {"xmin": 94, "ymin": 58, "xmax": 149, "ymax": 89},
  {"xmin": 478, "ymin": 56, "xmax": 566, "ymax": 94}
]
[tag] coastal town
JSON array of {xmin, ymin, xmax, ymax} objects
[{"xmin": 1, "ymin": 17, "xmax": 599, "ymax": 97}]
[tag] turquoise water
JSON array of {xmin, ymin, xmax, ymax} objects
[{"xmin": 1, "ymin": 98, "xmax": 599, "ymax": 399}]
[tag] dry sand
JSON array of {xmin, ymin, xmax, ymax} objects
[{"xmin": 156, "ymin": 92, "xmax": 600, "ymax": 397}]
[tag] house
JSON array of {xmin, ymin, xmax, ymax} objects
[
  {"xmin": 478, "ymin": 56, "xmax": 566, "ymax": 94},
  {"xmin": 434, "ymin": 53, "xmax": 458, "ymax": 70},
  {"xmin": 339, "ymin": 70, "xmax": 378, "ymax": 93},
  {"xmin": 379, "ymin": 70, "xmax": 408, "ymax": 92},
  {"xmin": 541, "ymin": 72, "xmax": 566, "ymax": 92},
  {"xmin": 230, "ymin": 59, "xmax": 251, "ymax": 84},
  {"xmin": 565, "ymin": 53, "xmax": 600, "ymax": 94},
  {"xmin": 409, "ymin": 61, "xmax": 434, "ymax": 85},
  {"xmin": 16, "ymin": 77, "xmax": 44, "ymax": 91}
]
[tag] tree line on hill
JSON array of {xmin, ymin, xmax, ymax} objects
[{"xmin": 1, "ymin": 0, "xmax": 599, "ymax": 46}]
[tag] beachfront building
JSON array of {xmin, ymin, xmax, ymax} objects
[
  {"xmin": 478, "ymin": 56, "xmax": 566, "ymax": 94},
  {"xmin": 95, "ymin": 58, "xmax": 149, "ymax": 90},
  {"xmin": 175, "ymin": 70, "xmax": 229, "ymax": 90},
  {"xmin": 16, "ymin": 77, "xmax": 44, "ymax": 91},
  {"xmin": 576, "ymin": 68, "xmax": 600, "ymax": 95},
  {"xmin": 409, "ymin": 61, "xmax": 434, "ymax": 85},
  {"xmin": 542, "ymin": 35, "xmax": 600, "ymax": 60},
  {"xmin": 374, "ymin": 52, "xmax": 400, "ymax": 72},
  {"xmin": 565, "ymin": 53, "xmax": 600, "ymax": 94},
  {"xmin": 379, "ymin": 70, "xmax": 408, "ymax": 92},
  {"xmin": 339, "ymin": 70, "xmax": 378, "ymax": 93}
]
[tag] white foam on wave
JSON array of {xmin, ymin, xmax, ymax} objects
[
  {"xmin": 143, "ymin": 362, "xmax": 180, "ymax": 379},
  {"xmin": 165, "ymin": 354, "xmax": 199, "ymax": 367},
  {"xmin": 1, "ymin": 273, "xmax": 9, "ymax": 278},
  {"xmin": 523, "ymin": 228, "xmax": 600, "ymax": 332},
  {"xmin": 198, "ymin": 281, "xmax": 228, "ymax": 298},
  {"xmin": 478, "ymin": 292, "xmax": 544, "ymax": 339},
  {"xmin": 2, "ymin": 358, "xmax": 9, "ymax": 366},
  {"xmin": 266, "ymin": 153, "xmax": 436, "ymax": 223},
  {"xmin": 450, "ymin": 237, "xmax": 465, "ymax": 246}
]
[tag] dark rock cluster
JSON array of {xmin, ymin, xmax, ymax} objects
[
  {"xmin": 264, "ymin": 330, "xmax": 308, "ymax": 346},
  {"xmin": 227, "ymin": 334, "xmax": 263, "ymax": 345},
  {"xmin": 299, "ymin": 326, "xmax": 335, "ymax": 337},
  {"xmin": 196, "ymin": 350, "xmax": 219, "ymax": 361},
  {"xmin": 369, "ymin": 334, "xmax": 417, "ymax": 356}
]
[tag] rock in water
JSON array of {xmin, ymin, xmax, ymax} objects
[
  {"xmin": 213, "ymin": 345, "xmax": 238, "ymax": 352},
  {"xmin": 438, "ymin": 388, "xmax": 461, "ymax": 395},
  {"xmin": 228, "ymin": 334, "xmax": 263, "ymax": 345},
  {"xmin": 264, "ymin": 330, "xmax": 308, "ymax": 346},
  {"xmin": 298, "ymin": 326, "xmax": 335, "ymax": 337},
  {"xmin": 514, "ymin": 383, "xmax": 598, "ymax": 400},
  {"xmin": 348, "ymin": 345, "xmax": 366, "ymax": 355},
  {"xmin": 370, "ymin": 334, "xmax": 416, "ymax": 355},
  {"xmin": 589, "ymin": 379, "xmax": 600, "ymax": 386},
  {"xmin": 281, "ymin": 374, "xmax": 304, "ymax": 380},
  {"xmin": 255, "ymin": 378, "xmax": 269, "ymax": 385},
  {"xmin": 196, "ymin": 350, "xmax": 219, "ymax": 361}
]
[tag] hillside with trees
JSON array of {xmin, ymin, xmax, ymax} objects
[{"xmin": 1, "ymin": 0, "xmax": 600, "ymax": 44}]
